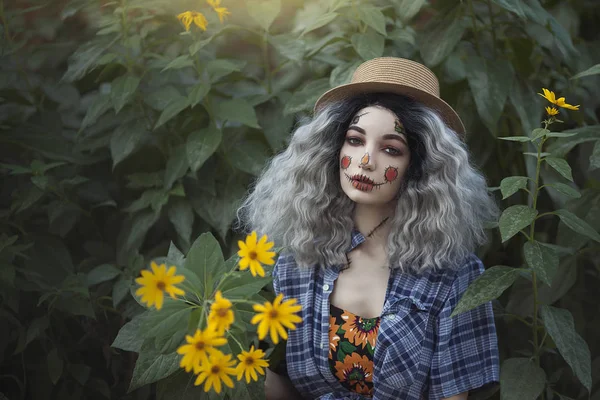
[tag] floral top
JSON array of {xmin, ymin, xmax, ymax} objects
[
  {"xmin": 272, "ymin": 229, "xmax": 500, "ymax": 400},
  {"xmin": 328, "ymin": 303, "xmax": 380, "ymax": 397}
]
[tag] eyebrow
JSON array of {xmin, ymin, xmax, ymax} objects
[{"xmin": 348, "ymin": 125, "xmax": 408, "ymax": 146}]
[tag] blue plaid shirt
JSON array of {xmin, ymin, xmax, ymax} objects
[{"xmin": 272, "ymin": 230, "xmax": 499, "ymax": 400}]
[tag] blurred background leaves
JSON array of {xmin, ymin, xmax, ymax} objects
[{"xmin": 0, "ymin": 0, "xmax": 599, "ymax": 399}]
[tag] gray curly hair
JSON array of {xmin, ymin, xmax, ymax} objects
[{"xmin": 237, "ymin": 93, "xmax": 498, "ymax": 273}]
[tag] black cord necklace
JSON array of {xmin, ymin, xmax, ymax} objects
[{"xmin": 366, "ymin": 216, "xmax": 390, "ymax": 238}]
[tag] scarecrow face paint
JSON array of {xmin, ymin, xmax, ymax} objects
[{"xmin": 339, "ymin": 106, "xmax": 411, "ymax": 206}]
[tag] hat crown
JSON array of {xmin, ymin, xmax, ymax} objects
[{"xmin": 351, "ymin": 57, "xmax": 440, "ymax": 98}]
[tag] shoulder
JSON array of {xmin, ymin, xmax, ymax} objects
[{"xmin": 272, "ymin": 252, "xmax": 315, "ymax": 297}]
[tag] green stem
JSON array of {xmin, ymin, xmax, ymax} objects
[
  {"xmin": 528, "ymin": 120, "xmax": 551, "ymax": 373},
  {"xmin": 262, "ymin": 31, "xmax": 272, "ymax": 94}
]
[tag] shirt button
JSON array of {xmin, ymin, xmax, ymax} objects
[
  {"xmin": 319, "ymin": 343, "xmax": 324, "ymax": 349},
  {"xmin": 323, "ymin": 284, "xmax": 330, "ymax": 291},
  {"xmin": 385, "ymin": 314, "xmax": 396, "ymax": 321}
]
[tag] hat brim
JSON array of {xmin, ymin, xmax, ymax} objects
[{"xmin": 314, "ymin": 81, "xmax": 466, "ymax": 137}]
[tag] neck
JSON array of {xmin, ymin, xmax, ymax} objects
[{"xmin": 353, "ymin": 202, "xmax": 395, "ymax": 242}]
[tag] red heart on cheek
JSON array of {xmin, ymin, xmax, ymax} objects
[
  {"xmin": 340, "ymin": 156, "xmax": 351, "ymax": 169},
  {"xmin": 384, "ymin": 166, "xmax": 398, "ymax": 182}
]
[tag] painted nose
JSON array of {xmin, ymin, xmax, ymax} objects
[{"xmin": 359, "ymin": 152, "xmax": 375, "ymax": 171}]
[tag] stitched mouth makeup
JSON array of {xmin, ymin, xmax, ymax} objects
[{"xmin": 344, "ymin": 173, "xmax": 385, "ymax": 192}]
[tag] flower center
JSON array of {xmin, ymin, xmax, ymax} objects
[
  {"xmin": 268, "ymin": 310, "xmax": 278, "ymax": 319},
  {"xmin": 244, "ymin": 357, "xmax": 255, "ymax": 366},
  {"xmin": 156, "ymin": 281, "xmax": 166, "ymax": 290},
  {"xmin": 195, "ymin": 341, "xmax": 205, "ymax": 350},
  {"xmin": 249, "ymin": 251, "xmax": 258, "ymax": 260},
  {"xmin": 211, "ymin": 365, "xmax": 220, "ymax": 374},
  {"xmin": 217, "ymin": 308, "xmax": 229, "ymax": 317}
]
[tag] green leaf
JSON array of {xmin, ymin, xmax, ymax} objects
[
  {"xmin": 419, "ymin": 17, "xmax": 465, "ymax": 66},
  {"xmin": 47, "ymin": 347, "xmax": 63, "ymax": 385},
  {"xmin": 167, "ymin": 242, "xmax": 186, "ymax": 267},
  {"xmin": 340, "ymin": 341, "xmax": 356, "ymax": 354},
  {"xmin": 546, "ymin": 132, "xmax": 579, "ymax": 138},
  {"xmin": 451, "ymin": 266, "xmax": 523, "ymax": 316},
  {"xmin": 144, "ymin": 86, "xmax": 183, "ymax": 111},
  {"xmin": 112, "ymin": 279, "xmax": 131, "ymax": 307},
  {"xmin": 189, "ymin": 178, "xmax": 245, "ymax": 240},
  {"xmin": 86, "ymin": 264, "xmax": 121, "ymax": 286},
  {"xmin": 112, "ymin": 315, "xmax": 145, "ymax": 352},
  {"xmin": 205, "ymin": 59, "xmax": 246, "ymax": 82},
  {"xmin": 220, "ymin": 271, "xmax": 272, "ymax": 299},
  {"xmin": 540, "ymin": 306, "xmax": 592, "ymax": 391},
  {"xmin": 268, "ymin": 34, "xmax": 305, "ymax": 62},
  {"xmin": 491, "ymin": 0, "xmax": 526, "ymax": 18},
  {"xmin": 214, "ymin": 98, "xmax": 260, "ymax": 128},
  {"xmin": 523, "ymin": 152, "xmax": 551, "ymax": 157},
  {"xmin": 394, "ymin": 0, "xmax": 426, "ymax": 21},
  {"xmin": 284, "ymin": 79, "xmax": 330, "ymax": 115},
  {"xmin": 124, "ymin": 189, "xmax": 169, "ymax": 213},
  {"xmin": 301, "ymin": 13, "xmax": 338, "ymax": 36},
  {"xmin": 81, "ymin": 93, "xmax": 111, "ymax": 130},
  {"xmin": 356, "ymin": 6, "xmax": 386, "ymax": 35},
  {"xmin": 110, "ymin": 75, "xmax": 140, "ymax": 113},
  {"xmin": 500, "ymin": 176, "xmax": 528, "ymax": 199},
  {"xmin": 26, "ymin": 316, "xmax": 50, "ymax": 348},
  {"xmin": 553, "ymin": 209, "xmax": 600, "ymax": 243},
  {"xmin": 246, "ymin": 0, "xmax": 281, "ymax": 31},
  {"xmin": 570, "ymin": 63, "xmax": 600, "ymax": 80},
  {"xmin": 500, "ymin": 358, "xmax": 546, "ymax": 400},
  {"xmin": 546, "ymin": 125, "xmax": 600, "ymax": 157},
  {"xmin": 110, "ymin": 120, "xmax": 148, "ymax": 168},
  {"xmin": 226, "ymin": 140, "xmax": 268, "ymax": 176},
  {"xmin": 185, "ymin": 233, "xmax": 226, "ymax": 298},
  {"xmin": 168, "ymin": 199, "xmax": 194, "ymax": 247},
  {"xmin": 544, "ymin": 183, "xmax": 581, "ymax": 198},
  {"xmin": 257, "ymin": 99, "xmax": 294, "ymax": 151},
  {"xmin": 161, "ymin": 55, "xmax": 193, "ymax": 72},
  {"xmin": 156, "ymin": 371, "xmax": 202, "ymax": 400},
  {"xmin": 154, "ymin": 97, "xmax": 189, "ymax": 130},
  {"xmin": 187, "ymin": 82, "xmax": 210, "ymax": 108},
  {"xmin": 330, "ymin": 61, "xmax": 362, "ymax": 87},
  {"xmin": 142, "ymin": 301, "xmax": 192, "ymax": 338},
  {"xmin": 351, "ymin": 30, "xmax": 385, "ymax": 61},
  {"xmin": 164, "ymin": 144, "xmax": 189, "ymax": 189},
  {"xmin": 523, "ymin": 241, "xmax": 558, "ymax": 286},
  {"xmin": 467, "ymin": 57, "xmax": 514, "ymax": 134},
  {"xmin": 186, "ymin": 126, "xmax": 222, "ymax": 172},
  {"xmin": 531, "ymin": 128, "xmax": 549, "ymax": 140},
  {"xmin": 499, "ymin": 205, "xmax": 538, "ymax": 242},
  {"xmin": 544, "ymin": 157, "xmax": 573, "ymax": 182},
  {"xmin": 129, "ymin": 338, "xmax": 181, "ymax": 392}
]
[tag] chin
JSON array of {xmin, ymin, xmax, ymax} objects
[{"xmin": 342, "ymin": 185, "xmax": 397, "ymax": 206}]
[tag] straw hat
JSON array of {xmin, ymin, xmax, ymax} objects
[{"xmin": 314, "ymin": 57, "xmax": 466, "ymax": 136}]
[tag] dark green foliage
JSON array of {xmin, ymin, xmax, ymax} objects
[{"xmin": 1, "ymin": 0, "xmax": 600, "ymax": 399}]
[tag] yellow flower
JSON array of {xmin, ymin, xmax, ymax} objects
[
  {"xmin": 134, "ymin": 262, "xmax": 185, "ymax": 310},
  {"xmin": 177, "ymin": 11, "xmax": 207, "ymax": 31},
  {"xmin": 251, "ymin": 293, "xmax": 302, "ymax": 344},
  {"xmin": 538, "ymin": 88, "xmax": 580, "ymax": 110},
  {"xmin": 194, "ymin": 350, "xmax": 236, "ymax": 394},
  {"xmin": 545, "ymin": 106, "xmax": 559, "ymax": 116},
  {"xmin": 176, "ymin": 327, "xmax": 227, "ymax": 373},
  {"xmin": 235, "ymin": 346, "xmax": 269, "ymax": 383},
  {"xmin": 214, "ymin": 7, "xmax": 230, "ymax": 23},
  {"xmin": 208, "ymin": 290, "xmax": 234, "ymax": 335},
  {"xmin": 237, "ymin": 231, "xmax": 276, "ymax": 277},
  {"xmin": 206, "ymin": 0, "xmax": 221, "ymax": 9}
]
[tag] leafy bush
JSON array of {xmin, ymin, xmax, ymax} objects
[{"xmin": 1, "ymin": 0, "xmax": 599, "ymax": 399}]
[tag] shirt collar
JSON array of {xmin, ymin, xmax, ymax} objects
[{"xmin": 348, "ymin": 229, "xmax": 366, "ymax": 252}]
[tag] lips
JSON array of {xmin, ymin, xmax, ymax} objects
[{"xmin": 348, "ymin": 173, "xmax": 376, "ymax": 192}]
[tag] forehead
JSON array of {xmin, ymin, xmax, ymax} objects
[{"xmin": 351, "ymin": 106, "xmax": 398, "ymax": 128}]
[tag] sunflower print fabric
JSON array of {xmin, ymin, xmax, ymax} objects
[{"xmin": 328, "ymin": 303, "xmax": 380, "ymax": 397}]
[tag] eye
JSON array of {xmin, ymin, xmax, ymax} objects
[
  {"xmin": 384, "ymin": 147, "xmax": 402, "ymax": 156},
  {"xmin": 346, "ymin": 137, "xmax": 363, "ymax": 146}
]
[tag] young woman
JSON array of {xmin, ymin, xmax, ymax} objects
[{"xmin": 238, "ymin": 58, "xmax": 500, "ymax": 400}]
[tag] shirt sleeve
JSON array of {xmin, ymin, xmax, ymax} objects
[{"xmin": 428, "ymin": 255, "xmax": 500, "ymax": 399}]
